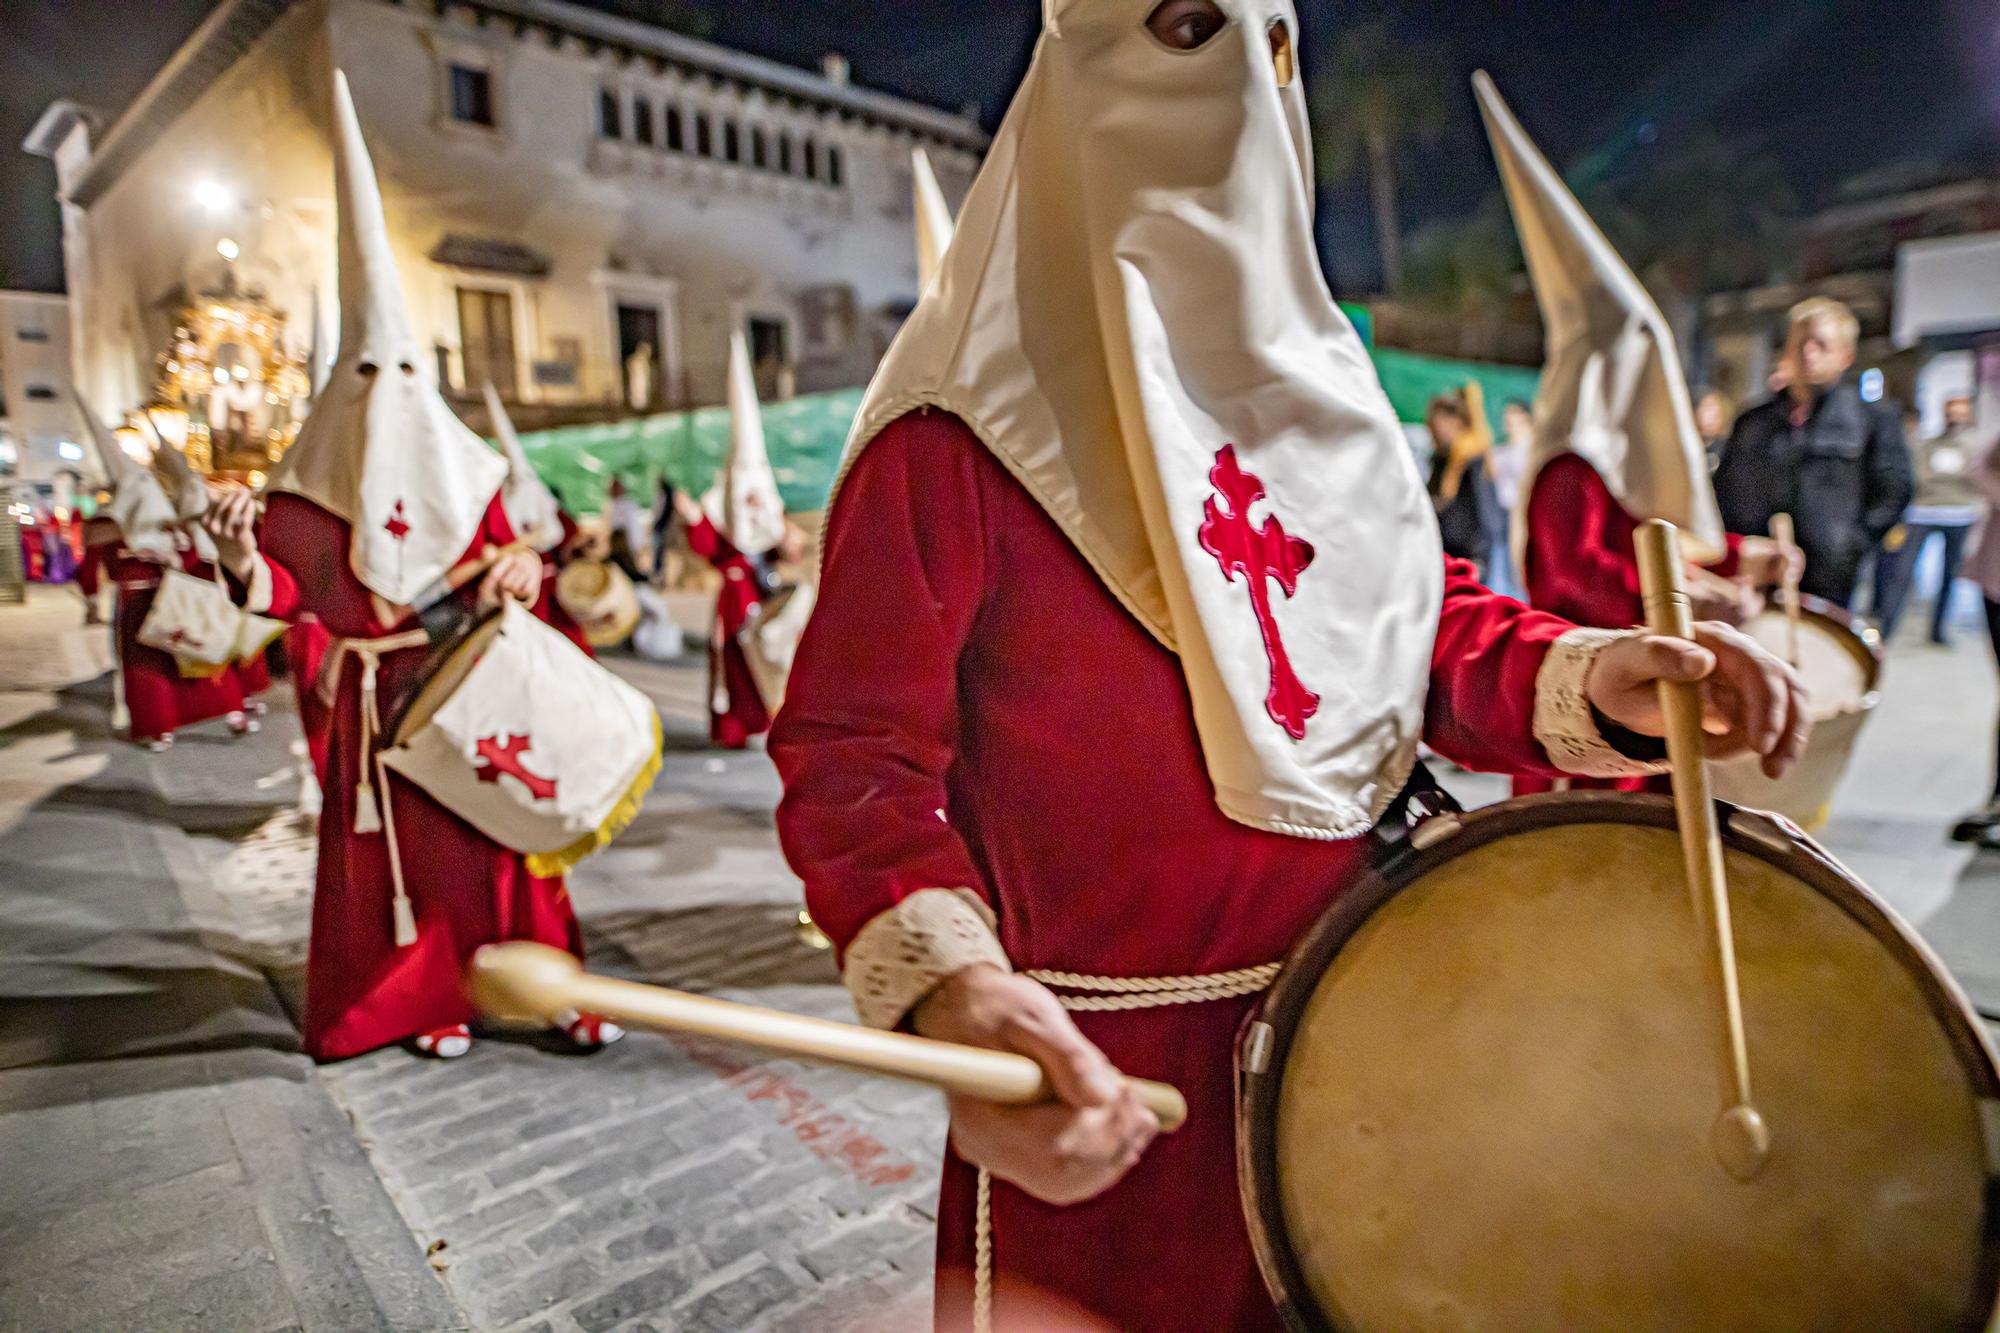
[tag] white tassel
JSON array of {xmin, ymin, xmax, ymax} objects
[
  {"xmin": 391, "ymin": 892, "xmax": 417, "ymax": 948},
  {"xmin": 353, "ymin": 778, "xmax": 382, "ymax": 833}
]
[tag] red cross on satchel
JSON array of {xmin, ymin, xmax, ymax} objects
[{"xmin": 138, "ymin": 566, "xmax": 255, "ymax": 678}]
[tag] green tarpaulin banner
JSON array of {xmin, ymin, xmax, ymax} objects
[{"xmin": 514, "ymin": 344, "xmax": 1539, "ymax": 514}]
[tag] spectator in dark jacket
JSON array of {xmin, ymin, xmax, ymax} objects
[{"xmin": 1712, "ymin": 298, "xmax": 1914, "ymax": 607}]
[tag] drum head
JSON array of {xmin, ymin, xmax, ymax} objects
[
  {"xmin": 1241, "ymin": 795, "xmax": 2000, "ymax": 1332},
  {"xmin": 1740, "ymin": 596, "xmax": 1881, "ymax": 718},
  {"xmin": 387, "ymin": 611, "xmax": 505, "ymax": 744}
]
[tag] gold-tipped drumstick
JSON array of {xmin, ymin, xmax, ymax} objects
[
  {"xmin": 469, "ymin": 942, "xmax": 1188, "ymax": 1131},
  {"xmin": 1770, "ymin": 512, "xmax": 1802, "ymax": 667},
  {"xmin": 1635, "ymin": 519, "xmax": 1770, "ymax": 1182}
]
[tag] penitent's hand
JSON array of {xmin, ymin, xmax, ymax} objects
[
  {"xmin": 1736, "ymin": 536, "xmax": 1807, "ymax": 589},
  {"xmin": 477, "ymin": 549, "xmax": 542, "ymax": 610},
  {"xmin": 1586, "ymin": 625, "xmax": 1811, "ymax": 780},
  {"xmin": 202, "ymin": 487, "xmax": 260, "ymax": 583},
  {"xmin": 914, "ymin": 964, "xmax": 1159, "ymax": 1206}
]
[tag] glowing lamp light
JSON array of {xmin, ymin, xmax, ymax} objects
[
  {"xmin": 217, "ymin": 237, "xmax": 241, "ymax": 262},
  {"xmin": 1860, "ymin": 368, "xmax": 1885, "ymax": 403},
  {"xmin": 146, "ymin": 406, "xmax": 190, "ymax": 452},
  {"xmin": 113, "ymin": 426, "xmax": 153, "ymax": 463},
  {"xmin": 193, "ymin": 179, "xmax": 235, "ymax": 214},
  {"xmin": 56, "ymin": 440, "xmax": 84, "ymax": 462}
]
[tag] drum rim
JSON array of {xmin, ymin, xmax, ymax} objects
[
  {"xmin": 384, "ymin": 608, "xmax": 506, "ymax": 745},
  {"xmin": 1788, "ymin": 593, "xmax": 1885, "ymax": 694},
  {"xmin": 1235, "ymin": 791, "xmax": 2000, "ymax": 1333}
]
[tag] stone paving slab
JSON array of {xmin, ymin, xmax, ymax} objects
[{"xmin": 0, "ymin": 589, "xmax": 462, "ymax": 1332}]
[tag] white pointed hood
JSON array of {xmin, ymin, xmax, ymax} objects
[
  {"xmin": 143, "ymin": 411, "xmax": 222, "ymax": 562},
  {"xmin": 484, "ymin": 382, "xmax": 564, "ymax": 553},
  {"xmin": 704, "ymin": 328, "xmax": 787, "ymax": 554},
  {"xmin": 1474, "ymin": 72, "xmax": 1724, "ymax": 566},
  {"xmin": 75, "ymin": 393, "xmax": 178, "ymax": 560},
  {"xmin": 912, "ymin": 146, "xmax": 955, "ymax": 291},
  {"xmin": 267, "ymin": 69, "xmax": 507, "ymax": 606},
  {"xmin": 842, "ymin": 0, "xmax": 1441, "ymax": 840}
]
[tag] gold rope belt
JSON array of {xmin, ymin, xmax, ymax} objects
[
  {"xmin": 318, "ymin": 629, "xmax": 430, "ymax": 946},
  {"xmin": 971, "ymin": 962, "xmax": 1282, "ymax": 1333}
]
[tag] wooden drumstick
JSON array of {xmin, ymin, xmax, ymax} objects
[
  {"xmin": 1771, "ymin": 513, "xmax": 1802, "ymax": 668},
  {"xmin": 469, "ymin": 942, "xmax": 1189, "ymax": 1131},
  {"xmin": 1635, "ymin": 520, "xmax": 1771, "ymax": 1182}
]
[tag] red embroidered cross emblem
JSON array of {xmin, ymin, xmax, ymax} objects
[
  {"xmin": 164, "ymin": 628, "xmax": 199, "ymax": 650},
  {"xmin": 1197, "ymin": 444, "xmax": 1320, "ymax": 741},
  {"xmin": 384, "ymin": 500, "xmax": 411, "ymax": 541},
  {"xmin": 473, "ymin": 734, "xmax": 559, "ymax": 802}
]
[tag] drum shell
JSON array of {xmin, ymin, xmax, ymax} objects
[
  {"xmin": 1237, "ymin": 791, "xmax": 2000, "ymax": 1333},
  {"xmin": 1709, "ymin": 596, "xmax": 1881, "ymax": 829}
]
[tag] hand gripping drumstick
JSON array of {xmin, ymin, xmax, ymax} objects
[
  {"xmin": 469, "ymin": 943, "xmax": 1189, "ymax": 1131},
  {"xmin": 1770, "ymin": 513, "xmax": 1802, "ymax": 668},
  {"xmin": 1635, "ymin": 520, "xmax": 1771, "ymax": 1182}
]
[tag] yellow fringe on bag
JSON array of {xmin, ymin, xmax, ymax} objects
[{"xmin": 523, "ymin": 712, "xmax": 665, "ymax": 878}]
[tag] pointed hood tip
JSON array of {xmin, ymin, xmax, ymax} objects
[{"xmin": 329, "ymin": 65, "xmax": 414, "ymax": 363}]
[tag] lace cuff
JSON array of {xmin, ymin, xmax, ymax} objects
[
  {"xmin": 842, "ymin": 888, "xmax": 1010, "ymax": 1030},
  {"xmin": 243, "ymin": 555, "xmax": 275, "ymax": 615},
  {"xmin": 1533, "ymin": 628, "xmax": 1673, "ymax": 778}
]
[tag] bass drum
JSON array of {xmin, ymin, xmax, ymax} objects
[
  {"xmin": 1710, "ymin": 596, "xmax": 1881, "ymax": 830},
  {"xmin": 1238, "ymin": 793, "xmax": 2000, "ymax": 1332}
]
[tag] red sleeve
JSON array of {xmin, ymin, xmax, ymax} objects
[
  {"xmin": 1423, "ymin": 556, "xmax": 1580, "ymax": 779},
  {"xmin": 768, "ymin": 415, "xmax": 995, "ymax": 958},
  {"xmin": 684, "ymin": 514, "xmax": 728, "ymax": 564},
  {"xmin": 1524, "ymin": 454, "xmax": 1644, "ymax": 628}
]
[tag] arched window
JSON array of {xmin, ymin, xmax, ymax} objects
[
  {"xmin": 751, "ymin": 127, "xmax": 768, "ymax": 169},
  {"xmin": 777, "ymin": 133, "xmax": 793, "ymax": 174},
  {"xmin": 632, "ymin": 98, "xmax": 654, "ymax": 146},
  {"xmin": 723, "ymin": 119, "xmax": 741, "ymax": 163},
  {"xmin": 802, "ymin": 136, "xmax": 819, "ymax": 181},
  {"xmin": 598, "ymin": 88, "xmax": 622, "ymax": 139},
  {"xmin": 665, "ymin": 105, "xmax": 684, "ymax": 152},
  {"xmin": 694, "ymin": 111, "xmax": 712, "ymax": 156},
  {"xmin": 826, "ymin": 144, "xmax": 844, "ymax": 188}
]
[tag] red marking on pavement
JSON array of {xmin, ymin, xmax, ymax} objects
[
  {"xmin": 675, "ymin": 1037, "xmax": 918, "ymax": 1188},
  {"xmin": 1197, "ymin": 443, "xmax": 1319, "ymax": 739},
  {"xmin": 474, "ymin": 734, "xmax": 559, "ymax": 801}
]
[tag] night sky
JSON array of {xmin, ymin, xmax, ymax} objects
[{"xmin": 1, "ymin": 0, "xmax": 1993, "ymax": 294}]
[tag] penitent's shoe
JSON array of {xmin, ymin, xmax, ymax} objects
[
  {"xmin": 227, "ymin": 710, "xmax": 260, "ymax": 737},
  {"xmin": 413, "ymin": 1024, "xmax": 473, "ymax": 1059},
  {"xmin": 556, "ymin": 1010, "xmax": 625, "ymax": 1050}
]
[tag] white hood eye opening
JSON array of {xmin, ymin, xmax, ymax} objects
[
  {"xmin": 1269, "ymin": 18, "xmax": 1294, "ymax": 87},
  {"xmin": 1146, "ymin": 0, "xmax": 1229, "ymax": 52}
]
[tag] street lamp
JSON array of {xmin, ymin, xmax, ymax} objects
[{"xmin": 193, "ymin": 179, "xmax": 236, "ymax": 214}]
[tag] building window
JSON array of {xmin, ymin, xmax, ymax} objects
[
  {"xmin": 777, "ymin": 133, "xmax": 793, "ymax": 174},
  {"xmin": 448, "ymin": 64, "xmax": 495, "ymax": 126},
  {"xmin": 24, "ymin": 385, "xmax": 58, "ymax": 401},
  {"xmin": 665, "ymin": 105, "xmax": 684, "ymax": 152},
  {"xmin": 633, "ymin": 98, "xmax": 654, "ymax": 146},
  {"xmin": 802, "ymin": 136, "xmax": 819, "ymax": 181},
  {"xmin": 826, "ymin": 144, "xmax": 844, "ymax": 188},
  {"xmin": 15, "ymin": 327, "xmax": 50, "ymax": 344},
  {"xmin": 694, "ymin": 111, "xmax": 712, "ymax": 157},
  {"xmin": 598, "ymin": 88, "xmax": 622, "ymax": 140},
  {"xmin": 750, "ymin": 127, "xmax": 768, "ymax": 169},
  {"xmin": 723, "ymin": 119, "xmax": 741, "ymax": 163},
  {"xmin": 457, "ymin": 287, "xmax": 517, "ymax": 397}
]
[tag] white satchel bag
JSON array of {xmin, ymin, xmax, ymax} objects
[{"xmin": 138, "ymin": 567, "xmax": 245, "ymax": 677}]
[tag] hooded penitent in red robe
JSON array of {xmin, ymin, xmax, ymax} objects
[
  {"xmin": 241, "ymin": 492, "xmax": 581, "ymax": 1059},
  {"xmin": 772, "ymin": 413, "xmax": 1658, "ymax": 1330},
  {"xmin": 685, "ymin": 513, "xmax": 770, "ymax": 748},
  {"xmin": 112, "ymin": 544, "xmax": 252, "ymax": 743}
]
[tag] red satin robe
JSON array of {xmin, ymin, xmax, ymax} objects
[
  {"xmin": 1515, "ymin": 453, "xmax": 1738, "ymax": 796},
  {"xmin": 287, "ymin": 615, "xmax": 335, "ymax": 779},
  {"xmin": 770, "ymin": 412, "xmax": 1592, "ymax": 1331},
  {"xmin": 112, "ymin": 546, "xmax": 250, "ymax": 742},
  {"xmin": 249, "ymin": 492, "xmax": 582, "ymax": 1060},
  {"xmin": 686, "ymin": 514, "xmax": 770, "ymax": 748},
  {"xmin": 76, "ymin": 517, "xmax": 119, "ymax": 600}
]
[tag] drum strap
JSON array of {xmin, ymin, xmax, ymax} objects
[{"xmin": 972, "ymin": 964, "xmax": 1283, "ymax": 1332}]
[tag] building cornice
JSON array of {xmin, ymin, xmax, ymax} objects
[{"xmin": 54, "ymin": 0, "xmax": 986, "ymax": 213}]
